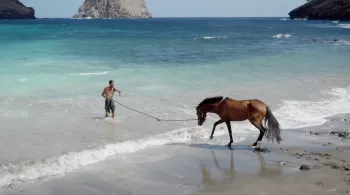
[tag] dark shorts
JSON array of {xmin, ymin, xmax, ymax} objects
[{"xmin": 105, "ymin": 99, "xmax": 115, "ymax": 113}]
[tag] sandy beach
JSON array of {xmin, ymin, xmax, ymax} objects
[{"xmin": 2, "ymin": 113, "xmax": 349, "ymax": 195}]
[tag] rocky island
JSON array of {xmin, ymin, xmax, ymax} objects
[
  {"xmin": 289, "ymin": 0, "xmax": 350, "ymax": 21},
  {"xmin": 73, "ymin": 0, "xmax": 152, "ymax": 19},
  {"xmin": 0, "ymin": 0, "xmax": 35, "ymax": 20}
]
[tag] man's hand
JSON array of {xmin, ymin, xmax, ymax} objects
[{"xmin": 114, "ymin": 88, "xmax": 122, "ymax": 96}]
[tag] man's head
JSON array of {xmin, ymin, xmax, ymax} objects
[{"xmin": 109, "ymin": 80, "xmax": 114, "ymax": 88}]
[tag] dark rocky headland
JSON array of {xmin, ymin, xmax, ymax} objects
[
  {"xmin": 289, "ymin": 0, "xmax": 350, "ymax": 21},
  {"xmin": 0, "ymin": 0, "xmax": 35, "ymax": 20}
]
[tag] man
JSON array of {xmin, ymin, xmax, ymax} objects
[{"xmin": 101, "ymin": 80, "xmax": 122, "ymax": 118}]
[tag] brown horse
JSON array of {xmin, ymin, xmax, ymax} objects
[{"xmin": 195, "ymin": 96, "xmax": 282, "ymax": 149}]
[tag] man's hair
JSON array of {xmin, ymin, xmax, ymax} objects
[{"xmin": 109, "ymin": 80, "xmax": 114, "ymax": 84}]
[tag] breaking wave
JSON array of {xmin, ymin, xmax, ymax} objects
[
  {"xmin": 275, "ymin": 86, "xmax": 350, "ymax": 129},
  {"xmin": 0, "ymin": 126, "xmax": 246, "ymax": 187}
]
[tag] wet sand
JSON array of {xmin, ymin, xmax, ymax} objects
[{"xmin": 2, "ymin": 113, "xmax": 350, "ymax": 195}]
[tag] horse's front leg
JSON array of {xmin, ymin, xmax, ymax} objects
[
  {"xmin": 225, "ymin": 121, "xmax": 233, "ymax": 147},
  {"xmin": 210, "ymin": 119, "xmax": 224, "ymax": 139}
]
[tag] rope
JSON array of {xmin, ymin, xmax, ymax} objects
[{"xmin": 103, "ymin": 96, "xmax": 197, "ymax": 122}]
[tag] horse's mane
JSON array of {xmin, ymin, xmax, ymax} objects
[{"xmin": 197, "ymin": 96, "xmax": 224, "ymax": 108}]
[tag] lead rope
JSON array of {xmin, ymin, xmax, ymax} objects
[
  {"xmin": 211, "ymin": 97, "xmax": 225, "ymax": 113},
  {"xmin": 104, "ymin": 96, "xmax": 197, "ymax": 122}
]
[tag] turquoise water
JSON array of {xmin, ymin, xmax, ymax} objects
[
  {"xmin": 1, "ymin": 18, "xmax": 349, "ymax": 97},
  {"xmin": 0, "ymin": 18, "xmax": 350, "ymax": 188}
]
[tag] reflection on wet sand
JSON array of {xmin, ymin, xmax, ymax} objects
[
  {"xmin": 200, "ymin": 150, "xmax": 282, "ymax": 186},
  {"xmin": 200, "ymin": 150, "xmax": 235, "ymax": 185}
]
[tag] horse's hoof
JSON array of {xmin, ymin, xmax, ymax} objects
[
  {"xmin": 249, "ymin": 142, "xmax": 257, "ymax": 147},
  {"xmin": 227, "ymin": 143, "xmax": 232, "ymax": 147},
  {"xmin": 210, "ymin": 136, "xmax": 213, "ymax": 140}
]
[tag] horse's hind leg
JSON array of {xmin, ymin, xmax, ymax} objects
[
  {"xmin": 249, "ymin": 119, "xmax": 265, "ymax": 149},
  {"xmin": 225, "ymin": 121, "xmax": 233, "ymax": 147}
]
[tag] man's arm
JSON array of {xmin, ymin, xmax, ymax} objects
[
  {"xmin": 113, "ymin": 87, "xmax": 122, "ymax": 96},
  {"xmin": 101, "ymin": 88, "xmax": 106, "ymax": 97}
]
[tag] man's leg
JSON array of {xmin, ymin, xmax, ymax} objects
[
  {"xmin": 105, "ymin": 99, "xmax": 110, "ymax": 117},
  {"xmin": 105, "ymin": 98, "xmax": 109, "ymax": 117},
  {"xmin": 111, "ymin": 101, "xmax": 115, "ymax": 118}
]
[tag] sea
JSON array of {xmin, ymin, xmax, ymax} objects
[{"xmin": 0, "ymin": 17, "xmax": 349, "ymax": 191}]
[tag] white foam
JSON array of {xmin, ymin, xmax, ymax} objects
[
  {"xmin": 280, "ymin": 18, "xmax": 289, "ymax": 21},
  {"xmin": 323, "ymin": 39, "xmax": 350, "ymax": 45},
  {"xmin": 194, "ymin": 36, "xmax": 228, "ymax": 40},
  {"xmin": 335, "ymin": 40, "xmax": 350, "ymax": 45},
  {"xmin": 0, "ymin": 126, "xmax": 245, "ymax": 187},
  {"xmin": 332, "ymin": 21, "xmax": 339, "ymax": 24},
  {"xmin": 68, "ymin": 71, "xmax": 108, "ymax": 76},
  {"xmin": 275, "ymin": 86, "xmax": 350, "ymax": 129},
  {"xmin": 18, "ymin": 78, "xmax": 27, "ymax": 82},
  {"xmin": 273, "ymin": 34, "xmax": 292, "ymax": 39},
  {"xmin": 338, "ymin": 24, "xmax": 350, "ymax": 29}
]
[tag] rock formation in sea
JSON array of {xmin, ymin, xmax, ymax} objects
[
  {"xmin": 0, "ymin": 0, "xmax": 35, "ymax": 19},
  {"xmin": 73, "ymin": 0, "xmax": 152, "ymax": 19},
  {"xmin": 289, "ymin": 0, "xmax": 350, "ymax": 21}
]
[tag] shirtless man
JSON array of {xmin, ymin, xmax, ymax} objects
[{"xmin": 101, "ymin": 80, "xmax": 122, "ymax": 118}]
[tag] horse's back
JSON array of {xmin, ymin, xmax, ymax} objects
[
  {"xmin": 223, "ymin": 98, "xmax": 250, "ymax": 121},
  {"xmin": 224, "ymin": 98, "xmax": 267, "ymax": 121},
  {"xmin": 226, "ymin": 98, "xmax": 266, "ymax": 108},
  {"xmin": 248, "ymin": 99, "xmax": 267, "ymax": 110}
]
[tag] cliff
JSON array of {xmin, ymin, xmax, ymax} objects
[
  {"xmin": 73, "ymin": 0, "xmax": 151, "ymax": 19},
  {"xmin": 0, "ymin": 0, "xmax": 35, "ymax": 20},
  {"xmin": 289, "ymin": 0, "xmax": 350, "ymax": 21}
]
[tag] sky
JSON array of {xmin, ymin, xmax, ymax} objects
[{"xmin": 21, "ymin": 0, "xmax": 306, "ymax": 18}]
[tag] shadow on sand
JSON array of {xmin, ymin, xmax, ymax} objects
[
  {"xmin": 166, "ymin": 143, "xmax": 271, "ymax": 153},
  {"xmin": 91, "ymin": 116, "xmax": 106, "ymax": 120}
]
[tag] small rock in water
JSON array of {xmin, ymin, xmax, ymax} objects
[
  {"xmin": 330, "ymin": 131, "xmax": 350, "ymax": 139},
  {"xmin": 324, "ymin": 162, "xmax": 340, "ymax": 169},
  {"xmin": 308, "ymin": 131, "xmax": 320, "ymax": 136},
  {"xmin": 299, "ymin": 164, "xmax": 311, "ymax": 170},
  {"xmin": 315, "ymin": 181, "xmax": 324, "ymax": 187},
  {"xmin": 280, "ymin": 161, "xmax": 286, "ymax": 165}
]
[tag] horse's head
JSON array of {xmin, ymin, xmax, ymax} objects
[
  {"xmin": 195, "ymin": 106, "xmax": 207, "ymax": 126},
  {"xmin": 195, "ymin": 96, "xmax": 224, "ymax": 126}
]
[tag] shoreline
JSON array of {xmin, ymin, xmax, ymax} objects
[{"xmin": 2, "ymin": 113, "xmax": 350, "ymax": 195}]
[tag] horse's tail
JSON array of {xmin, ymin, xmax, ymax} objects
[{"xmin": 263, "ymin": 106, "xmax": 282, "ymax": 144}]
